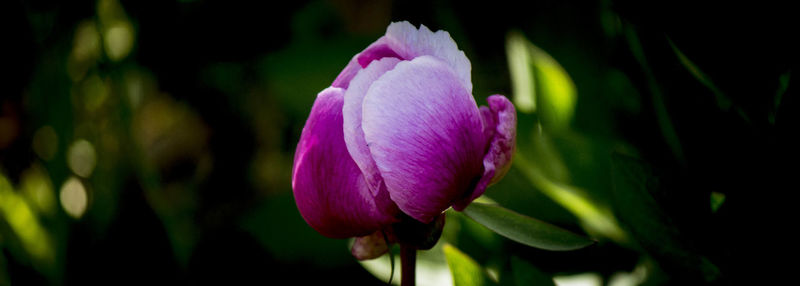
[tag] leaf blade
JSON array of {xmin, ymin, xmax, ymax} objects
[{"xmin": 462, "ymin": 202, "xmax": 594, "ymax": 251}]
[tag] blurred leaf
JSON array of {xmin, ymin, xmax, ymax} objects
[
  {"xmin": 513, "ymin": 151, "xmax": 627, "ymax": 243},
  {"xmin": 667, "ymin": 37, "xmax": 731, "ymax": 110},
  {"xmin": 710, "ymin": 192, "xmax": 726, "ymax": 213},
  {"xmin": 505, "ymin": 32, "xmax": 577, "ymax": 130},
  {"xmin": 0, "ymin": 174, "xmax": 55, "ymax": 269},
  {"xmin": 624, "ymin": 27, "xmax": 687, "ymax": 164},
  {"xmin": 462, "ymin": 202, "xmax": 594, "ymax": 251},
  {"xmin": 610, "ymin": 153, "xmax": 720, "ymax": 283},
  {"xmin": 510, "ymin": 256, "xmax": 555, "ymax": 286},
  {"xmin": 443, "ymin": 243, "xmax": 491, "ymax": 286},
  {"xmin": 770, "ymin": 71, "xmax": 791, "ymax": 124},
  {"xmin": 506, "ymin": 32, "xmax": 536, "ymax": 113}
]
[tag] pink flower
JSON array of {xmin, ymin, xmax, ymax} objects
[{"xmin": 292, "ymin": 21, "xmax": 516, "ymax": 239}]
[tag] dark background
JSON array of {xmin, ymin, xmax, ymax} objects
[{"xmin": 2, "ymin": 0, "xmax": 796, "ymax": 285}]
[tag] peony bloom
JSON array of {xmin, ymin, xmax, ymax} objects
[{"xmin": 292, "ymin": 22, "xmax": 516, "ymax": 244}]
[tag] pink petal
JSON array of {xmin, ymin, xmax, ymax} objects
[
  {"xmin": 361, "ymin": 56, "xmax": 486, "ymax": 223},
  {"xmin": 292, "ymin": 87, "xmax": 399, "ymax": 238},
  {"xmin": 385, "ymin": 21, "xmax": 473, "ymax": 93},
  {"xmin": 331, "ymin": 21, "xmax": 472, "ymax": 91},
  {"xmin": 453, "ymin": 95, "xmax": 517, "ymax": 211},
  {"xmin": 343, "ymin": 57, "xmax": 402, "ymax": 196},
  {"xmin": 332, "ymin": 39, "xmax": 404, "ymax": 89}
]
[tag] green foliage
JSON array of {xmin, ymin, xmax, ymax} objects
[
  {"xmin": 506, "ymin": 32, "xmax": 577, "ymax": 130},
  {"xmin": 462, "ymin": 202, "xmax": 594, "ymax": 251},
  {"xmin": 443, "ymin": 243, "xmax": 492, "ymax": 286}
]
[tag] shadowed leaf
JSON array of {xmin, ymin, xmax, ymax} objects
[{"xmin": 462, "ymin": 202, "xmax": 594, "ymax": 251}]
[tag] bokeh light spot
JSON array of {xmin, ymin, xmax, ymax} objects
[
  {"xmin": 67, "ymin": 20, "xmax": 101, "ymax": 81},
  {"xmin": 21, "ymin": 165, "xmax": 56, "ymax": 215},
  {"xmin": 59, "ymin": 177, "xmax": 88, "ymax": 219},
  {"xmin": 67, "ymin": 139, "xmax": 97, "ymax": 178},
  {"xmin": 104, "ymin": 22, "xmax": 134, "ymax": 62},
  {"xmin": 79, "ymin": 73, "xmax": 110, "ymax": 112}
]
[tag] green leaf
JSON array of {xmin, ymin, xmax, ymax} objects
[
  {"xmin": 510, "ymin": 256, "xmax": 555, "ymax": 286},
  {"xmin": 667, "ymin": 37, "xmax": 730, "ymax": 110},
  {"xmin": 506, "ymin": 32, "xmax": 536, "ymax": 113},
  {"xmin": 462, "ymin": 202, "xmax": 594, "ymax": 251},
  {"xmin": 505, "ymin": 32, "xmax": 577, "ymax": 130},
  {"xmin": 0, "ymin": 174, "xmax": 55, "ymax": 266},
  {"xmin": 443, "ymin": 243, "xmax": 490, "ymax": 286}
]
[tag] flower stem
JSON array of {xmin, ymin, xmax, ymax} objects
[{"xmin": 400, "ymin": 244, "xmax": 416, "ymax": 286}]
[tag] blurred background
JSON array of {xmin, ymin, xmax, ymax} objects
[{"xmin": 2, "ymin": 0, "xmax": 796, "ymax": 285}]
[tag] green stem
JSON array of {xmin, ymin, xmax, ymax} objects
[{"xmin": 400, "ymin": 244, "xmax": 416, "ymax": 286}]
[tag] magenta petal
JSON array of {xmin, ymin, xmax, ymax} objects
[
  {"xmin": 362, "ymin": 56, "xmax": 486, "ymax": 223},
  {"xmin": 343, "ymin": 57, "xmax": 402, "ymax": 195},
  {"xmin": 332, "ymin": 60, "xmax": 361, "ymax": 89},
  {"xmin": 453, "ymin": 95, "xmax": 517, "ymax": 211},
  {"xmin": 357, "ymin": 42, "xmax": 403, "ymax": 68},
  {"xmin": 292, "ymin": 87, "xmax": 398, "ymax": 238},
  {"xmin": 332, "ymin": 37, "xmax": 402, "ymax": 89}
]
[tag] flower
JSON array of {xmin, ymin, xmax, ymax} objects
[{"xmin": 292, "ymin": 21, "xmax": 516, "ymax": 241}]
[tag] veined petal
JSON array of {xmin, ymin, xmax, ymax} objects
[
  {"xmin": 453, "ymin": 95, "xmax": 517, "ymax": 210},
  {"xmin": 332, "ymin": 21, "xmax": 472, "ymax": 91},
  {"xmin": 362, "ymin": 56, "xmax": 485, "ymax": 223},
  {"xmin": 292, "ymin": 87, "xmax": 398, "ymax": 238},
  {"xmin": 385, "ymin": 21, "xmax": 472, "ymax": 92},
  {"xmin": 343, "ymin": 57, "xmax": 402, "ymax": 196}
]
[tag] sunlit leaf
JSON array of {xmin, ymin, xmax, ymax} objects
[
  {"xmin": 443, "ymin": 243, "xmax": 491, "ymax": 286},
  {"xmin": 505, "ymin": 32, "xmax": 577, "ymax": 130},
  {"xmin": 513, "ymin": 151, "xmax": 627, "ymax": 243},
  {"xmin": 0, "ymin": 174, "xmax": 55, "ymax": 266},
  {"xmin": 510, "ymin": 256, "xmax": 555, "ymax": 286},
  {"xmin": 462, "ymin": 202, "xmax": 594, "ymax": 251},
  {"xmin": 506, "ymin": 32, "xmax": 536, "ymax": 113}
]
